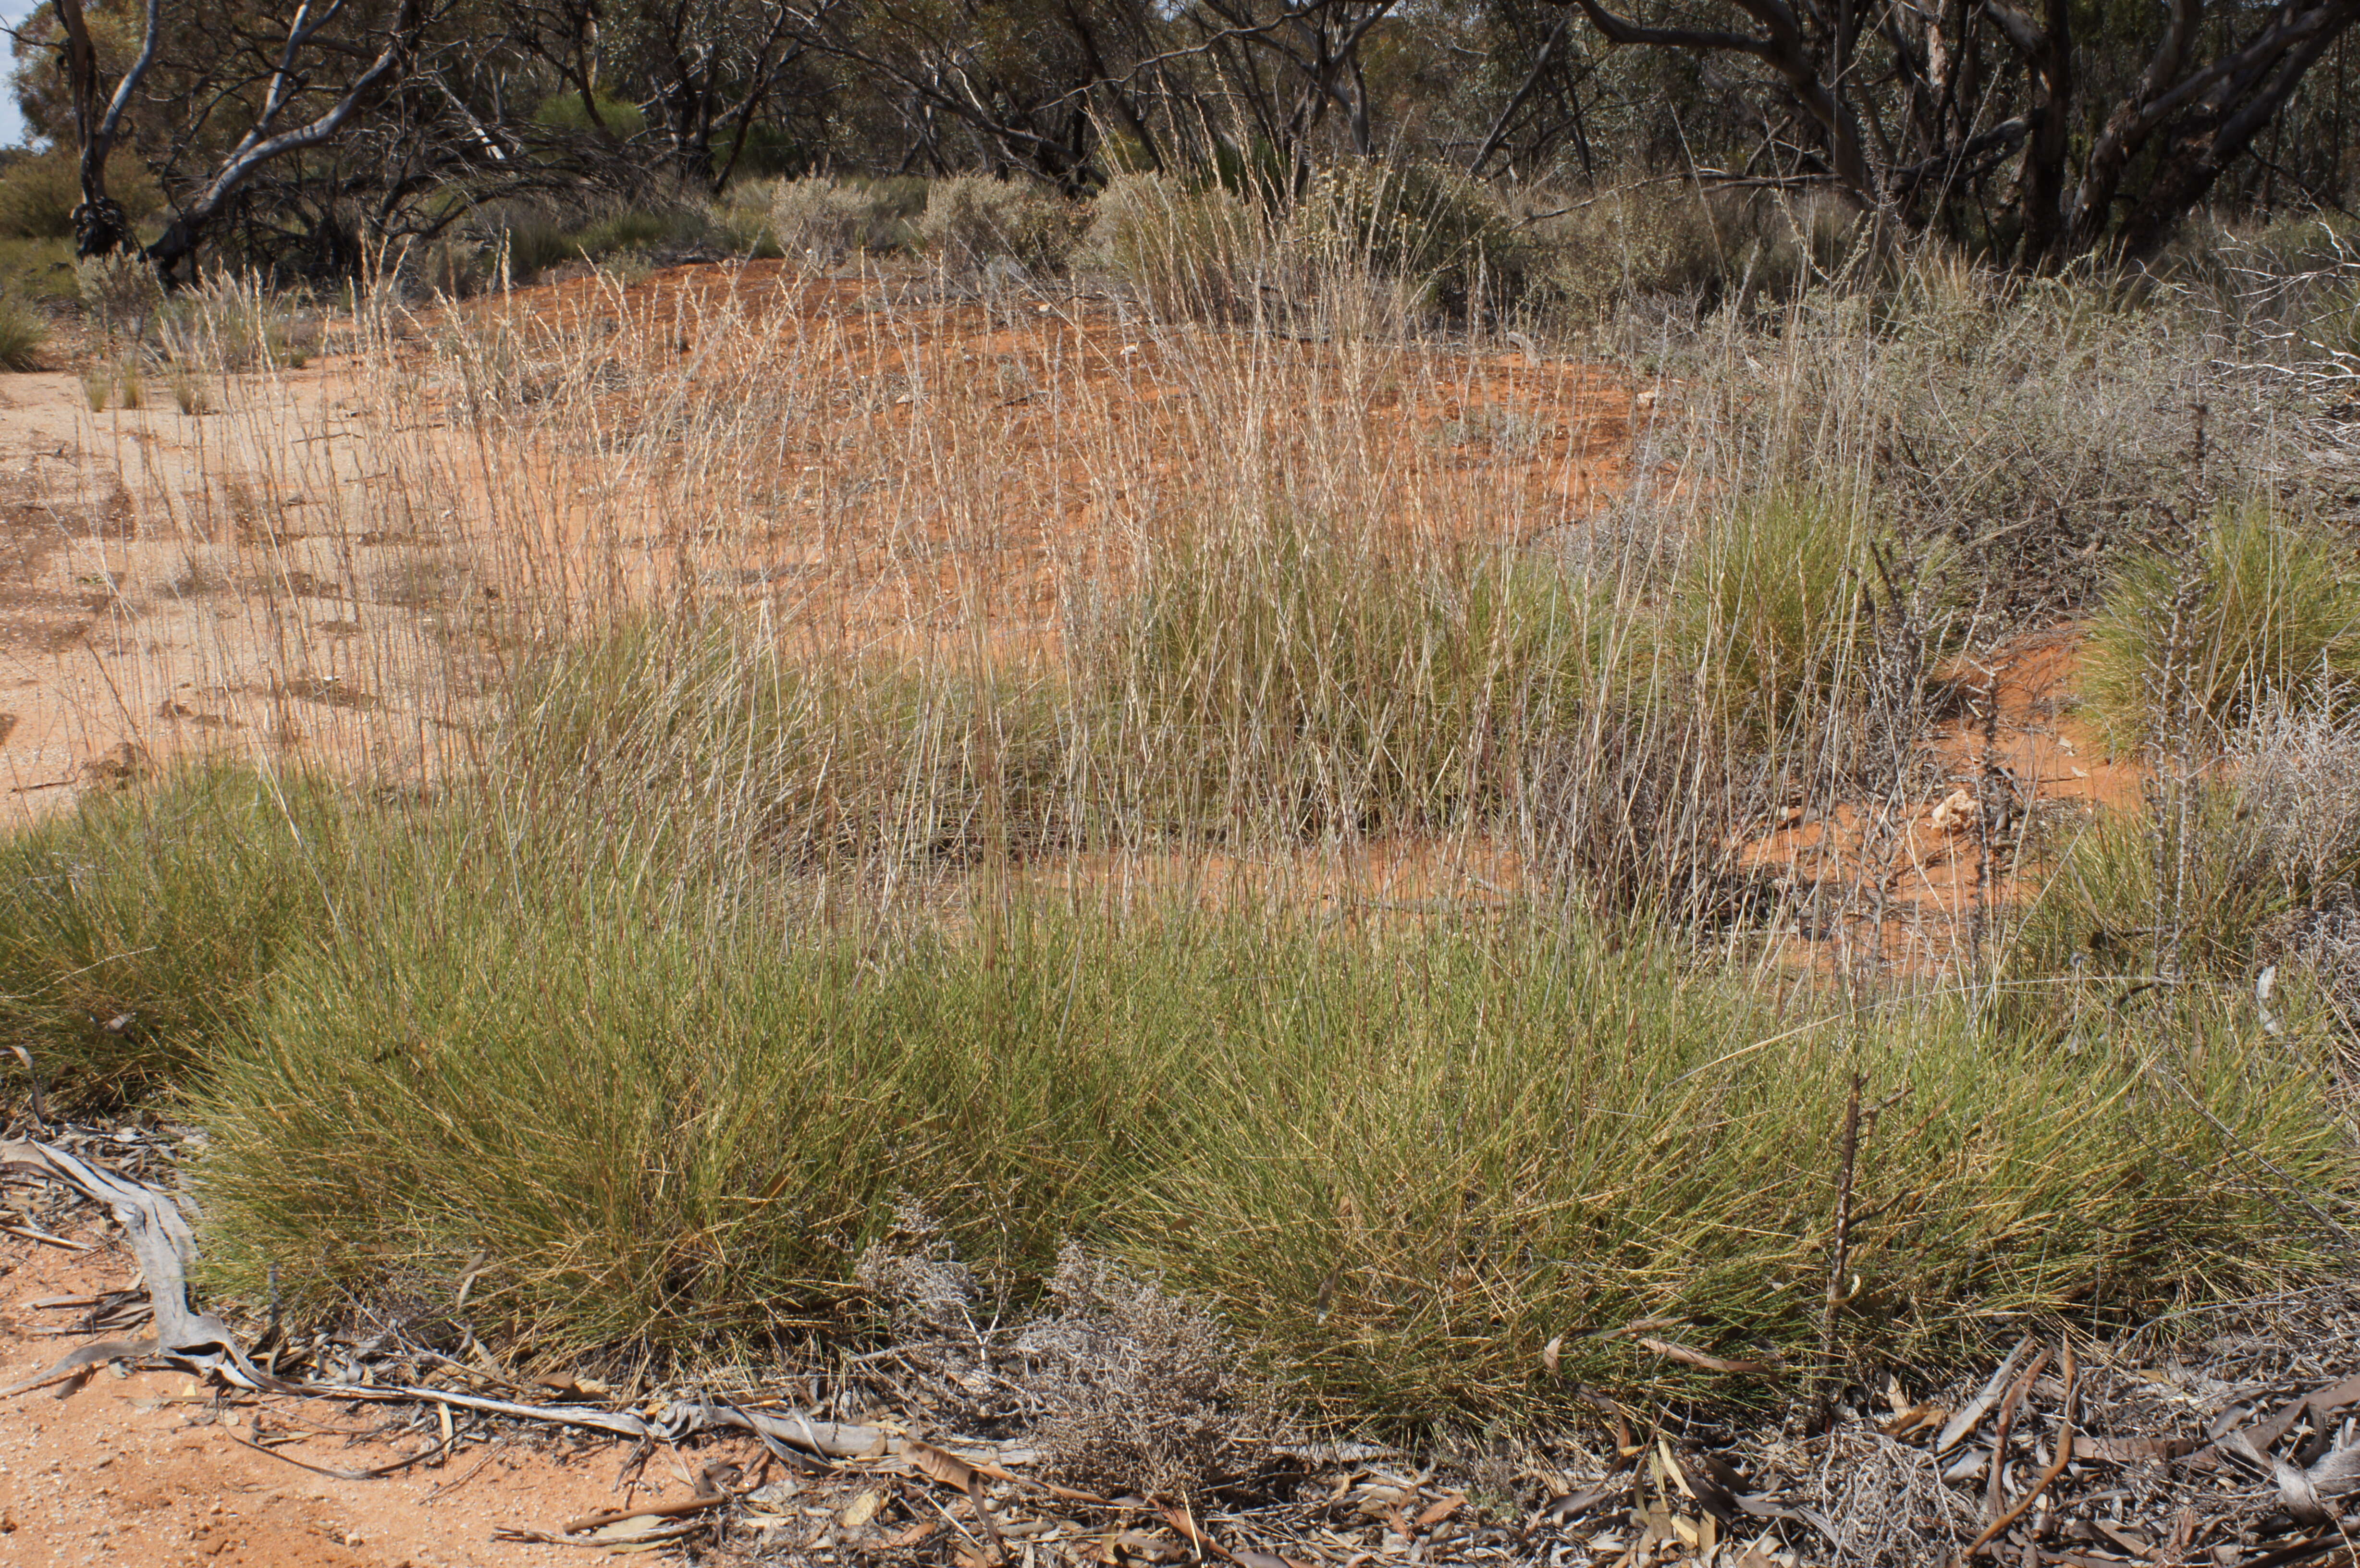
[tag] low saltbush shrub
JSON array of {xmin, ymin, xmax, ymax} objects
[{"xmin": 918, "ymin": 175, "xmax": 1084, "ymax": 277}]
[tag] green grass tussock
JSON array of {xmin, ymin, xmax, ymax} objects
[
  {"xmin": 2081, "ymin": 509, "xmax": 2360, "ymax": 754},
  {"xmin": 0, "ymin": 296, "xmax": 48, "ymax": 370},
  {"xmin": 1150, "ymin": 950, "xmax": 2339, "ymax": 1423},
  {"xmin": 2009, "ymin": 696, "xmax": 2360, "ymax": 1006},
  {"xmin": 498, "ymin": 614, "xmax": 1079, "ymax": 868},
  {"xmin": 500, "ymin": 531, "xmax": 1626, "ymax": 861},
  {"xmin": 0, "ymin": 768, "xmax": 339, "ymax": 1100},
  {"xmin": 1088, "ymin": 512, "xmax": 1607, "ymax": 838},
  {"xmin": 7, "ymin": 767, "xmax": 2337, "ymax": 1424},
  {"xmin": 195, "ymin": 874, "xmax": 1200, "ymax": 1357},
  {"xmin": 1674, "ymin": 490, "xmax": 1880, "ymax": 738}
]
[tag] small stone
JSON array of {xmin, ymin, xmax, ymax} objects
[{"xmin": 1928, "ymin": 787, "xmax": 1979, "ymax": 833}]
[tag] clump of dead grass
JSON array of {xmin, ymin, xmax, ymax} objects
[
  {"xmin": 1016, "ymin": 1246, "xmax": 1281, "ymax": 1498},
  {"xmin": 1640, "ymin": 251, "xmax": 2281, "ymax": 623}
]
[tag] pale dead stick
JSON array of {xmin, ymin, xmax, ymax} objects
[
  {"xmin": 0, "ymin": 1222, "xmax": 90, "ymax": 1251},
  {"xmin": 1666, "ymin": 1015, "xmax": 1846, "ymax": 1089},
  {"xmin": 497, "ymin": 1519, "xmax": 709, "ymax": 1549}
]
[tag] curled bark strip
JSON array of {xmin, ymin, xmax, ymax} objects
[
  {"xmin": 0, "ymin": 1137, "xmax": 279, "ymax": 1394},
  {"xmin": 1987, "ymin": 1345, "xmax": 2052, "ymax": 1523},
  {"xmin": 0, "ymin": 1136, "xmax": 893, "ymax": 1468},
  {"xmin": 1959, "ymin": 1339, "xmax": 2077, "ymax": 1562},
  {"xmin": 1937, "ymin": 1335, "xmax": 2039, "ymax": 1456}
]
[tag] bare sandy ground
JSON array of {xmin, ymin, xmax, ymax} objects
[
  {"xmin": 0, "ymin": 350, "xmax": 482, "ymax": 830},
  {"xmin": 0, "ymin": 1227, "xmax": 775, "ymax": 1568}
]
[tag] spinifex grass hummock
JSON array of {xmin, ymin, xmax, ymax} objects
[{"xmin": 4, "ymin": 767, "xmax": 2335, "ymax": 1428}]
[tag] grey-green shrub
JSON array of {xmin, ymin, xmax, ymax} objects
[
  {"xmin": 1287, "ymin": 160, "xmax": 1542, "ymax": 320},
  {"xmin": 1081, "ymin": 173, "xmax": 1262, "ymax": 321},
  {"xmin": 919, "ymin": 175, "xmax": 1083, "ymax": 277},
  {"xmin": 767, "ymin": 177, "xmax": 878, "ymax": 266}
]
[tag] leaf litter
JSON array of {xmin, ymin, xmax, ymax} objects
[{"xmin": 6, "ymin": 1117, "xmax": 2360, "ymax": 1565}]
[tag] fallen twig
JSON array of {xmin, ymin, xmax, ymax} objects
[
  {"xmin": 226, "ymin": 1431, "xmax": 443, "ymax": 1480},
  {"xmin": 1959, "ymin": 1340, "xmax": 2077, "ymax": 1562},
  {"xmin": 564, "ymin": 1487, "xmax": 741, "ymax": 1532},
  {"xmin": 495, "ymin": 1518, "xmax": 711, "ymax": 1548}
]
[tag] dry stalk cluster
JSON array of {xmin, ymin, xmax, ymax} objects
[{"xmin": 859, "ymin": 1224, "xmax": 1281, "ymax": 1500}]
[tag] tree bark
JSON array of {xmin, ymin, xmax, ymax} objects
[{"xmin": 57, "ymin": 0, "xmax": 163, "ymax": 257}]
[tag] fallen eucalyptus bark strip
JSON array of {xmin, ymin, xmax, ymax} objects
[
  {"xmin": 0, "ymin": 1137, "xmax": 280, "ymax": 1395},
  {"xmin": 495, "ymin": 1519, "xmax": 712, "ymax": 1549},
  {"xmin": 2235, "ymin": 1537, "xmax": 2357, "ymax": 1568}
]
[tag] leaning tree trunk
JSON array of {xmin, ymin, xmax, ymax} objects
[
  {"xmin": 55, "ymin": 0, "xmax": 163, "ymax": 257},
  {"xmin": 138, "ymin": 0, "xmax": 427, "ymax": 284}
]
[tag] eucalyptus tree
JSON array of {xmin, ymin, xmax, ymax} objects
[{"xmin": 1550, "ymin": 0, "xmax": 2360, "ymax": 257}]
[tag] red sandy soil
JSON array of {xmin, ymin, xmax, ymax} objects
[
  {"xmin": 1731, "ymin": 626, "xmax": 2144, "ymax": 974},
  {"xmin": 0, "ymin": 1227, "xmax": 787, "ymax": 1567}
]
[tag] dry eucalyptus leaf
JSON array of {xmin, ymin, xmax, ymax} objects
[
  {"xmin": 910, "ymin": 1439, "xmax": 980, "ymax": 1490},
  {"xmin": 1636, "ymin": 1336, "xmax": 1770, "ymax": 1374}
]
